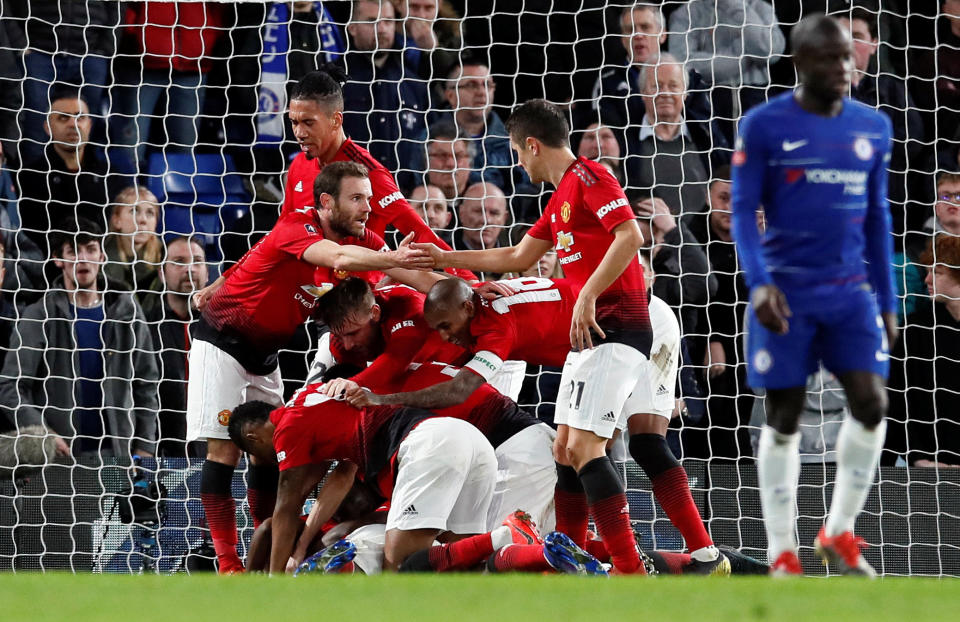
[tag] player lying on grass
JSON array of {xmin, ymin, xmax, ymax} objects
[
  {"xmin": 229, "ymin": 385, "xmax": 600, "ymax": 575},
  {"xmin": 348, "ymin": 276, "xmax": 726, "ymax": 573},
  {"xmin": 187, "ymin": 161, "xmax": 446, "ymax": 574},
  {"xmin": 732, "ymin": 13, "xmax": 896, "ymax": 577}
]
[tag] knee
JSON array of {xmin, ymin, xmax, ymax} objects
[
  {"xmin": 206, "ymin": 439, "xmax": 242, "ymax": 466},
  {"xmin": 628, "ymin": 434, "xmax": 680, "ymax": 478},
  {"xmin": 848, "ymin": 390, "xmax": 887, "ymax": 428}
]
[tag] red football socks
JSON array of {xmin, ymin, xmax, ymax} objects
[
  {"xmin": 427, "ymin": 533, "xmax": 495, "ymax": 572},
  {"xmin": 201, "ymin": 492, "xmax": 241, "ymax": 573},
  {"xmin": 652, "ymin": 466, "xmax": 713, "ymax": 552},
  {"xmin": 555, "ymin": 463, "xmax": 588, "ymax": 547},
  {"xmin": 491, "ymin": 544, "xmax": 553, "ymax": 572}
]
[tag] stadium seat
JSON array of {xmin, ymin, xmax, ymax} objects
[{"xmin": 146, "ymin": 153, "xmax": 251, "ymax": 262}]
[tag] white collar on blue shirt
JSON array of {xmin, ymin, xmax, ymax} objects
[{"xmin": 638, "ymin": 114, "xmax": 691, "ymax": 142}]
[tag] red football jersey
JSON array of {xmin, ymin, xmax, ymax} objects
[
  {"xmin": 462, "ymin": 277, "xmax": 575, "ymax": 381},
  {"xmin": 400, "ymin": 362, "xmax": 538, "ymax": 448},
  {"xmin": 204, "ymin": 209, "xmax": 387, "ymax": 356},
  {"xmin": 328, "ymin": 285, "xmax": 466, "ymax": 392},
  {"xmin": 273, "ymin": 383, "xmax": 433, "ymax": 496},
  {"xmin": 526, "ymin": 157, "xmax": 651, "ymax": 350},
  {"xmin": 282, "ymin": 140, "xmax": 475, "ymax": 279}
]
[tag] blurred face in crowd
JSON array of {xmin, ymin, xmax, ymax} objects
[
  {"xmin": 577, "ymin": 123, "xmax": 620, "ymax": 160},
  {"xmin": 402, "ymin": 0, "xmax": 438, "ymax": 21},
  {"xmin": 289, "ymin": 98, "xmax": 343, "ymax": 160},
  {"xmin": 56, "ymin": 239, "xmax": 105, "ymax": 291},
  {"xmin": 620, "ymin": 6, "xmax": 665, "ymax": 65},
  {"xmin": 458, "ymin": 183, "xmax": 507, "ymax": 249},
  {"xmin": 321, "ymin": 175, "xmax": 374, "ymax": 238},
  {"xmin": 410, "ymin": 184, "xmax": 452, "ymax": 231},
  {"xmin": 925, "ymin": 263, "xmax": 960, "ymax": 303},
  {"xmin": 445, "ymin": 64, "xmax": 497, "ymax": 125},
  {"xmin": 349, "ymin": 0, "xmax": 396, "ymax": 51},
  {"xmin": 641, "ymin": 62, "xmax": 686, "ymax": 124},
  {"xmin": 795, "ymin": 24, "xmax": 854, "ymax": 101},
  {"xmin": 162, "ymin": 238, "xmax": 209, "ymax": 296},
  {"xmin": 936, "ymin": 178, "xmax": 960, "ymax": 234},
  {"xmin": 427, "ymin": 137, "xmax": 472, "ymax": 199},
  {"xmin": 111, "ymin": 193, "xmax": 159, "ymax": 250},
  {"xmin": 334, "ymin": 303, "xmax": 382, "ymax": 358},
  {"xmin": 944, "ymin": 0, "xmax": 960, "ymax": 25},
  {"xmin": 45, "ymin": 97, "xmax": 91, "ymax": 147},
  {"xmin": 522, "ymin": 249, "xmax": 559, "ymax": 278},
  {"xmin": 708, "ymin": 179, "xmax": 733, "ymax": 240},
  {"xmin": 837, "ymin": 17, "xmax": 878, "ymax": 73}
]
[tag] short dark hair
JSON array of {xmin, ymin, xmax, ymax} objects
[
  {"xmin": 505, "ymin": 99, "xmax": 569, "ymax": 149},
  {"xmin": 51, "ymin": 218, "xmax": 104, "ymax": 258},
  {"xmin": 162, "ymin": 235, "xmax": 204, "ymax": 262},
  {"xmin": 710, "ymin": 165, "xmax": 731, "ymax": 186},
  {"xmin": 227, "ymin": 400, "xmax": 275, "ymax": 453},
  {"xmin": 49, "ymin": 85, "xmax": 88, "ymax": 109},
  {"xmin": 290, "ymin": 64, "xmax": 348, "ymax": 110},
  {"xmin": 829, "ymin": 4, "xmax": 878, "ymax": 40},
  {"xmin": 314, "ymin": 160, "xmax": 369, "ymax": 206},
  {"xmin": 316, "ymin": 277, "xmax": 376, "ymax": 332},
  {"xmin": 426, "ymin": 118, "xmax": 460, "ymax": 143},
  {"xmin": 445, "ymin": 51, "xmax": 491, "ymax": 90}
]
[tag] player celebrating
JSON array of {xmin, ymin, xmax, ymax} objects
[
  {"xmin": 188, "ymin": 161, "xmax": 436, "ymax": 574},
  {"xmin": 283, "ymin": 66, "xmax": 472, "ymax": 281},
  {"xmin": 732, "ymin": 14, "xmax": 896, "ymax": 577},
  {"xmin": 413, "ymin": 100, "xmax": 653, "ymax": 575}
]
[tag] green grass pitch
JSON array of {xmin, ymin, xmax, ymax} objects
[{"xmin": 1, "ymin": 574, "xmax": 958, "ymax": 622}]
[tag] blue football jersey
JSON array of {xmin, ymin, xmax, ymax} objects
[{"xmin": 731, "ymin": 92, "xmax": 895, "ymax": 314}]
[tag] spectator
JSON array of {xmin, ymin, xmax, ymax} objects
[
  {"xmin": 103, "ymin": 186, "xmax": 163, "ymax": 313},
  {"xmin": 107, "ymin": 2, "xmax": 225, "ymax": 176},
  {"xmin": 591, "ymin": 3, "xmax": 711, "ymax": 145},
  {"xmin": 408, "ymin": 184, "xmax": 452, "ymax": 243},
  {"xmin": 390, "ymin": 0, "xmax": 462, "ymax": 91},
  {"xmin": 0, "ymin": 219, "xmax": 159, "ymax": 459},
  {"xmin": 244, "ymin": 1, "xmax": 346, "ymax": 174},
  {"xmin": 668, "ymin": 0, "xmax": 785, "ymax": 131},
  {"xmin": 685, "ymin": 168, "xmax": 755, "ymax": 461},
  {"xmin": 834, "ymin": 7, "xmax": 929, "ymax": 243},
  {"xmin": 910, "ymin": 0, "xmax": 960, "ymax": 149},
  {"xmin": 0, "ymin": 141, "xmax": 45, "ymax": 306},
  {"xmin": 576, "ymin": 122, "xmax": 623, "ymax": 184},
  {"xmin": 0, "ymin": 14, "xmax": 22, "ymax": 162},
  {"xmin": 341, "ymin": 0, "xmax": 429, "ymax": 173},
  {"xmin": 520, "ymin": 248, "xmax": 562, "ymax": 279},
  {"xmin": 402, "ymin": 120, "xmax": 473, "ymax": 200},
  {"xmin": 453, "ymin": 182, "xmax": 509, "ymax": 259},
  {"xmin": 5, "ymin": 1, "xmax": 121, "ymax": 165},
  {"xmin": 425, "ymin": 54, "xmax": 517, "ymax": 192},
  {"xmin": 149, "ymin": 236, "xmax": 210, "ymax": 458},
  {"xmin": 0, "ymin": 235, "xmax": 15, "ymax": 367},
  {"xmin": 16, "ymin": 88, "xmax": 117, "ymax": 258},
  {"xmin": 624, "ymin": 54, "xmax": 729, "ymax": 215},
  {"xmin": 886, "ymin": 234, "xmax": 960, "ymax": 467}
]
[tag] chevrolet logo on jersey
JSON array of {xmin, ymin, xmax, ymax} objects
[{"xmin": 556, "ymin": 231, "xmax": 575, "ymax": 252}]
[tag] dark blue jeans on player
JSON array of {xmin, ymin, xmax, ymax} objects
[
  {"xmin": 107, "ymin": 68, "xmax": 206, "ymax": 176},
  {"xmin": 18, "ymin": 52, "xmax": 109, "ymax": 164}
]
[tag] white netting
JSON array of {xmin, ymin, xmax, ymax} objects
[{"xmin": 0, "ymin": 0, "xmax": 957, "ymax": 576}]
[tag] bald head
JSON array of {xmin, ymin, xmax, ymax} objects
[{"xmin": 424, "ymin": 278, "xmax": 477, "ymax": 347}]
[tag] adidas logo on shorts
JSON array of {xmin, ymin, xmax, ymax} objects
[
  {"xmin": 401, "ymin": 504, "xmax": 418, "ymax": 516},
  {"xmin": 601, "ymin": 411, "xmax": 616, "ymax": 422},
  {"xmin": 656, "ymin": 384, "xmax": 669, "ymax": 396}
]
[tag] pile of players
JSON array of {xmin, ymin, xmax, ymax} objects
[{"xmin": 187, "ymin": 15, "xmax": 894, "ymax": 579}]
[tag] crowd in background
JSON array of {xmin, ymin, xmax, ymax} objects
[{"xmin": 0, "ymin": 0, "xmax": 957, "ymax": 468}]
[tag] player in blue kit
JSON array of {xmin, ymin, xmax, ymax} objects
[{"xmin": 731, "ymin": 14, "xmax": 897, "ymax": 577}]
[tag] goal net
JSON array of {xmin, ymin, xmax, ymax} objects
[{"xmin": 0, "ymin": 1, "xmax": 956, "ymax": 576}]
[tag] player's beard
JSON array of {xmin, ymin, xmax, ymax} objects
[{"xmin": 329, "ymin": 206, "xmax": 365, "ymax": 238}]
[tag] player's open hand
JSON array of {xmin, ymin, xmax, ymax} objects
[
  {"xmin": 321, "ymin": 378, "xmax": 364, "ymax": 403},
  {"xmin": 391, "ymin": 232, "xmax": 434, "ymax": 270},
  {"xmin": 191, "ymin": 278, "xmax": 222, "ymax": 312},
  {"xmin": 410, "ymin": 242, "xmax": 446, "ymax": 268},
  {"xmin": 345, "ymin": 388, "xmax": 382, "ymax": 408},
  {"xmin": 570, "ymin": 293, "xmax": 605, "ymax": 351},
  {"xmin": 752, "ymin": 284, "xmax": 792, "ymax": 335},
  {"xmin": 473, "ymin": 280, "xmax": 517, "ymax": 300}
]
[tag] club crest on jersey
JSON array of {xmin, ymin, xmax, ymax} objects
[
  {"xmin": 556, "ymin": 230, "xmax": 575, "ymax": 252},
  {"xmin": 334, "ymin": 269, "xmax": 349, "ymax": 280},
  {"xmin": 560, "ymin": 201, "xmax": 572, "ymax": 223},
  {"xmin": 217, "ymin": 409, "xmax": 231, "ymax": 426},
  {"xmin": 295, "ymin": 181, "xmax": 303, "ymax": 192},
  {"xmin": 854, "ymin": 137, "xmax": 873, "ymax": 161},
  {"xmin": 304, "ymin": 223, "xmax": 318, "ymax": 235}
]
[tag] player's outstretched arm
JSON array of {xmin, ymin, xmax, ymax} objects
[
  {"xmin": 412, "ymin": 234, "xmax": 554, "ymax": 275},
  {"xmin": 289, "ymin": 461, "xmax": 358, "ymax": 571},
  {"xmin": 348, "ymin": 369, "xmax": 485, "ymax": 410},
  {"xmin": 270, "ymin": 465, "xmax": 311, "ymax": 575},
  {"xmin": 303, "ymin": 233, "xmax": 433, "ymax": 272},
  {"xmin": 570, "ymin": 219, "xmax": 643, "ymax": 350}
]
